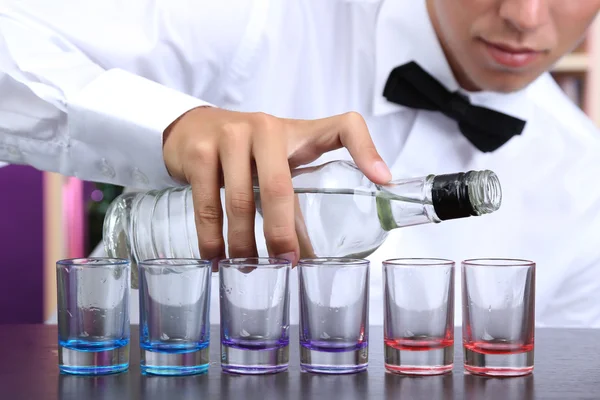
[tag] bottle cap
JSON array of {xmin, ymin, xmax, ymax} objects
[{"xmin": 431, "ymin": 172, "xmax": 477, "ymax": 221}]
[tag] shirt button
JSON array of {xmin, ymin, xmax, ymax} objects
[
  {"xmin": 6, "ymin": 145, "xmax": 22, "ymax": 161},
  {"xmin": 132, "ymin": 168, "xmax": 149, "ymax": 185},
  {"xmin": 98, "ymin": 158, "xmax": 116, "ymax": 179}
]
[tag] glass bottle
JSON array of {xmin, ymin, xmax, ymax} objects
[{"xmin": 103, "ymin": 160, "xmax": 501, "ymax": 288}]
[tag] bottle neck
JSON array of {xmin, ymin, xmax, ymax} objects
[
  {"xmin": 376, "ymin": 170, "xmax": 502, "ymax": 231},
  {"xmin": 376, "ymin": 175, "xmax": 438, "ymax": 230}
]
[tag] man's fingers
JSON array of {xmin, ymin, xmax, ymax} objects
[
  {"xmin": 289, "ymin": 112, "xmax": 392, "ymax": 184},
  {"xmin": 251, "ymin": 114, "xmax": 299, "ymax": 265},
  {"xmin": 167, "ymin": 108, "xmax": 385, "ymax": 273},
  {"xmin": 219, "ymin": 124, "xmax": 259, "ymax": 259},
  {"xmin": 187, "ymin": 145, "xmax": 226, "ymax": 271}
]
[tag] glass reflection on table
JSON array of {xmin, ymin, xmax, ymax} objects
[
  {"xmin": 464, "ymin": 373, "xmax": 534, "ymax": 400},
  {"xmin": 384, "ymin": 371, "xmax": 454, "ymax": 400},
  {"xmin": 300, "ymin": 371, "xmax": 369, "ymax": 400},
  {"xmin": 59, "ymin": 373, "xmax": 131, "ymax": 400}
]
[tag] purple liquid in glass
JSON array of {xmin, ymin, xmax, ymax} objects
[
  {"xmin": 300, "ymin": 339, "xmax": 368, "ymax": 353},
  {"xmin": 222, "ymin": 337, "xmax": 289, "ymax": 350}
]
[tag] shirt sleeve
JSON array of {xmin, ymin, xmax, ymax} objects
[{"xmin": 0, "ymin": 0, "xmax": 260, "ymax": 188}]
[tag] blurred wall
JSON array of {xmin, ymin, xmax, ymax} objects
[{"xmin": 0, "ymin": 165, "xmax": 44, "ymax": 323}]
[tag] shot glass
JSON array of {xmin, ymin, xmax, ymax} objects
[
  {"xmin": 138, "ymin": 258, "xmax": 212, "ymax": 375},
  {"xmin": 462, "ymin": 258, "xmax": 536, "ymax": 377},
  {"xmin": 383, "ymin": 258, "xmax": 455, "ymax": 375},
  {"xmin": 56, "ymin": 258, "xmax": 130, "ymax": 375},
  {"xmin": 298, "ymin": 258, "xmax": 370, "ymax": 374},
  {"xmin": 219, "ymin": 257, "xmax": 291, "ymax": 375}
]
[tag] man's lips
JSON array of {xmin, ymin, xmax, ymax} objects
[{"xmin": 480, "ymin": 38, "xmax": 543, "ymax": 68}]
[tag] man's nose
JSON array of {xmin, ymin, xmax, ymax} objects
[{"xmin": 499, "ymin": 0, "xmax": 549, "ymax": 33}]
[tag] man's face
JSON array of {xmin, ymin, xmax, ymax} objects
[{"xmin": 428, "ymin": 0, "xmax": 600, "ymax": 92}]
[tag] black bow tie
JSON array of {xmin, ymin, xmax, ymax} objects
[{"xmin": 383, "ymin": 61, "xmax": 526, "ymax": 152}]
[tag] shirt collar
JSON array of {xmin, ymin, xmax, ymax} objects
[{"xmin": 372, "ymin": 0, "xmax": 533, "ymax": 123}]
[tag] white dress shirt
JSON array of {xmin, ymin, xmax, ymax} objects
[{"xmin": 2, "ymin": 0, "xmax": 600, "ymax": 328}]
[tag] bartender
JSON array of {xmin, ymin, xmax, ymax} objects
[{"xmin": 1, "ymin": 0, "xmax": 600, "ymax": 327}]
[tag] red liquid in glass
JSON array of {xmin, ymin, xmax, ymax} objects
[
  {"xmin": 463, "ymin": 340, "xmax": 534, "ymax": 376},
  {"xmin": 384, "ymin": 336, "xmax": 454, "ymax": 375},
  {"xmin": 464, "ymin": 341, "xmax": 533, "ymax": 355},
  {"xmin": 385, "ymin": 337, "xmax": 453, "ymax": 351}
]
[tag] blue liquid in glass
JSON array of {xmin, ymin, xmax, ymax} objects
[
  {"xmin": 140, "ymin": 339, "xmax": 210, "ymax": 375},
  {"xmin": 58, "ymin": 337, "xmax": 129, "ymax": 375},
  {"xmin": 60, "ymin": 337, "xmax": 129, "ymax": 352},
  {"xmin": 140, "ymin": 340, "xmax": 210, "ymax": 353}
]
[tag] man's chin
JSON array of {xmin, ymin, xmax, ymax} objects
[{"xmin": 472, "ymin": 72, "xmax": 535, "ymax": 94}]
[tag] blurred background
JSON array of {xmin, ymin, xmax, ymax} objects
[{"xmin": 0, "ymin": 27, "xmax": 599, "ymax": 325}]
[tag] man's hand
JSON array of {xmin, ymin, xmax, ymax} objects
[{"xmin": 162, "ymin": 107, "xmax": 391, "ymax": 268}]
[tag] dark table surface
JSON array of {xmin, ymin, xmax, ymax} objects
[{"xmin": 0, "ymin": 325, "xmax": 599, "ymax": 400}]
